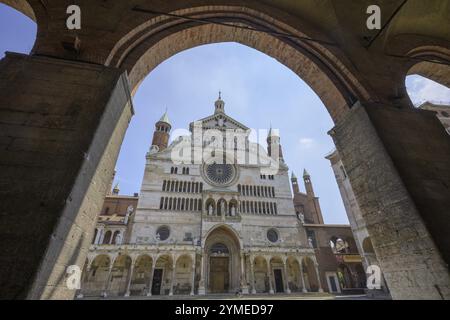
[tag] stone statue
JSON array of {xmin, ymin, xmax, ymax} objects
[
  {"xmin": 155, "ymin": 233, "xmax": 161, "ymax": 242},
  {"xmin": 220, "ymin": 201, "xmax": 225, "ymax": 216},
  {"xmin": 115, "ymin": 232, "xmax": 123, "ymax": 245},
  {"xmin": 308, "ymin": 237, "xmax": 314, "ymax": 248},
  {"xmin": 298, "ymin": 212, "xmax": 304, "ymax": 224},
  {"xmin": 231, "ymin": 205, "xmax": 236, "ymax": 216},
  {"xmin": 124, "ymin": 205, "xmax": 134, "ymax": 224},
  {"xmin": 208, "ymin": 204, "xmax": 214, "ymax": 216}
]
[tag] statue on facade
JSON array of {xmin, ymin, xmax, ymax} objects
[
  {"xmin": 308, "ymin": 237, "xmax": 314, "ymax": 248},
  {"xmin": 124, "ymin": 205, "xmax": 134, "ymax": 224},
  {"xmin": 208, "ymin": 204, "xmax": 214, "ymax": 216},
  {"xmin": 115, "ymin": 232, "xmax": 123, "ymax": 245},
  {"xmin": 231, "ymin": 205, "xmax": 236, "ymax": 216},
  {"xmin": 220, "ymin": 201, "xmax": 225, "ymax": 216},
  {"xmin": 298, "ymin": 212, "xmax": 304, "ymax": 224}
]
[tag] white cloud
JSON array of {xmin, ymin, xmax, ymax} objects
[
  {"xmin": 406, "ymin": 75, "xmax": 450, "ymax": 106},
  {"xmin": 298, "ymin": 137, "xmax": 315, "ymax": 149}
]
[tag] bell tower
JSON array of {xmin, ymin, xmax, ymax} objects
[
  {"xmin": 267, "ymin": 127, "xmax": 284, "ymax": 162},
  {"xmin": 151, "ymin": 111, "xmax": 171, "ymax": 152},
  {"xmin": 214, "ymin": 91, "xmax": 225, "ymax": 114}
]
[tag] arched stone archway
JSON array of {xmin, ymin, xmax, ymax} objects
[
  {"xmin": 110, "ymin": 6, "xmax": 371, "ymax": 123},
  {"xmin": 109, "ymin": 255, "xmax": 132, "ymax": 296},
  {"xmin": 0, "ymin": 0, "xmax": 449, "ymax": 300},
  {"xmin": 204, "ymin": 225, "xmax": 241, "ymax": 294},
  {"xmin": 174, "ymin": 255, "xmax": 194, "ymax": 295},
  {"xmin": 130, "ymin": 255, "xmax": 153, "ymax": 296},
  {"xmin": 81, "ymin": 255, "xmax": 110, "ymax": 297},
  {"xmin": 302, "ymin": 257, "xmax": 319, "ymax": 292},
  {"xmin": 286, "ymin": 257, "xmax": 301, "ymax": 293},
  {"xmin": 252, "ymin": 256, "xmax": 268, "ymax": 294}
]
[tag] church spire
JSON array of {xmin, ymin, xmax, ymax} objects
[{"xmin": 214, "ymin": 91, "xmax": 225, "ymax": 114}]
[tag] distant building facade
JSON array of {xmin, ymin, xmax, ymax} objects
[
  {"xmin": 79, "ymin": 96, "xmax": 322, "ymax": 297},
  {"xmin": 291, "ymin": 171, "xmax": 367, "ymax": 294},
  {"xmin": 418, "ymin": 102, "xmax": 450, "ymax": 134}
]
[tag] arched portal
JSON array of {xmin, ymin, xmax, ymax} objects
[
  {"xmin": 303, "ymin": 257, "xmax": 319, "ymax": 292},
  {"xmin": 174, "ymin": 255, "xmax": 194, "ymax": 295},
  {"xmin": 204, "ymin": 225, "xmax": 241, "ymax": 294},
  {"xmin": 109, "ymin": 255, "xmax": 132, "ymax": 296},
  {"xmin": 252, "ymin": 256, "xmax": 268, "ymax": 293},
  {"xmin": 130, "ymin": 255, "xmax": 153, "ymax": 296},
  {"xmin": 153, "ymin": 255, "xmax": 174, "ymax": 295},
  {"xmin": 286, "ymin": 257, "xmax": 301, "ymax": 293},
  {"xmin": 82, "ymin": 255, "xmax": 110, "ymax": 297}
]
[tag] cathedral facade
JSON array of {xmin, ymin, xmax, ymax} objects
[{"xmin": 80, "ymin": 96, "xmax": 323, "ymax": 297}]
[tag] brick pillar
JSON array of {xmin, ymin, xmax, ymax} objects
[
  {"xmin": 330, "ymin": 102, "xmax": 450, "ymax": 300},
  {"xmin": 0, "ymin": 53, "xmax": 134, "ymax": 299}
]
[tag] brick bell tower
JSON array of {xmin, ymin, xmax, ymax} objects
[{"xmin": 151, "ymin": 111, "xmax": 171, "ymax": 152}]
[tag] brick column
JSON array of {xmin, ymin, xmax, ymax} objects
[
  {"xmin": 330, "ymin": 102, "xmax": 450, "ymax": 299},
  {"xmin": 0, "ymin": 53, "xmax": 134, "ymax": 299}
]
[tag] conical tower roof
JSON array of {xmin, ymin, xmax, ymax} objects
[{"xmin": 158, "ymin": 111, "xmax": 171, "ymax": 126}]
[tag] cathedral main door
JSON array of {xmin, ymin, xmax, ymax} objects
[{"xmin": 209, "ymin": 257, "xmax": 230, "ymax": 293}]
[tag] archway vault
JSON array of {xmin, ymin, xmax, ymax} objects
[{"xmin": 107, "ymin": 6, "xmax": 371, "ymax": 123}]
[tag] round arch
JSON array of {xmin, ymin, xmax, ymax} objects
[
  {"xmin": 107, "ymin": 6, "xmax": 371, "ymax": 123},
  {"xmin": 174, "ymin": 254, "xmax": 194, "ymax": 295},
  {"xmin": 204, "ymin": 225, "xmax": 242, "ymax": 294},
  {"xmin": 130, "ymin": 254, "xmax": 153, "ymax": 296}
]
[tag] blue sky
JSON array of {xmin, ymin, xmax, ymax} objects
[{"xmin": 1, "ymin": 4, "xmax": 449, "ymax": 224}]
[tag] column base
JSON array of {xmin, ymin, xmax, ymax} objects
[
  {"xmin": 146, "ymin": 292, "xmax": 152, "ymax": 297},
  {"xmin": 251, "ymin": 288, "xmax": 257, "ymax": 294},
  {"xmin": 318, "ymin": 288, "xmax": 324, "ymax": 293},
  {"xmin": 302, "ymin": 288, "xmax": 308, "ymax": 293},
  {"xmin": 269, "ymin": 289, "xmax": 274, "ymax": 294},
  {"xmin": 241, "ymin": 286, "xmax": 249, "ymax": 294},
  {"xmin": 124, "ymin": 292, "xmax": 130, "ymax": 297},
  {"xmin": 198, "ymin": 286, "xmax": 206, "ymax": 295},
  {"xmin": 286, "ymin": 289, "xmax": 291, "ymax": 294}
]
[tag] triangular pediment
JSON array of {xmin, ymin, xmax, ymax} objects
[{"xmin": 189, "ymin": 112, "xmax": 249, "ymax": 132}]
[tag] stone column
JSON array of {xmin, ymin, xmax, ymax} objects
[
  {"xmin": 298, "ymin": 257, "xmax": 307, "ymax": 293},
  {"xmin": 198, "ymin": 253, "xmax": 206, "ymax": 295},
  {"xmin": 169, "ymin": 260, "xmax": 176, "ymax": 296},
  {"xmin": 266, "ymin": 257, "xmax": 274, "ymax": 294},
  {"xmin": 330, "ymin": 102, "xmax": 450, "ymax": 299},
  {"xmin": 0, "ymin": 53, "xmax": 134, "ymax": 300},
  {"xmin": 282, "ymin": 259, "xmax": 291, "ymax": 294},
  {"xmin": 250, "ymin": 256, "xmax": 256, "ymax": 294},
  {"xmin": 240, "ymin": 253, "xmax": 249, "ymax": 294},
  {"xmin": 124, "ymin": 259, "xmax": 136, "ymax": 297},
  {"xmin": 146, "ymin": 258, "xmax": 156, "ymax": 297},
  {"xmin": 190, "ymin": 262, "xmax": 196, "ymax": 296},
  {"xmin": 314, "ymin": 262, "xmax": 323, "ymax": 293},
  {"xmin": 102, "ymin": 262, "xmax": 115, "ymax": 298},
  {"xmin": 94, "ymin": 228, "xmax": 102, "ymax": 245},
  {"xmin": 76, "ymin": 259, "xmax": 93, "ymax": 299}
]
